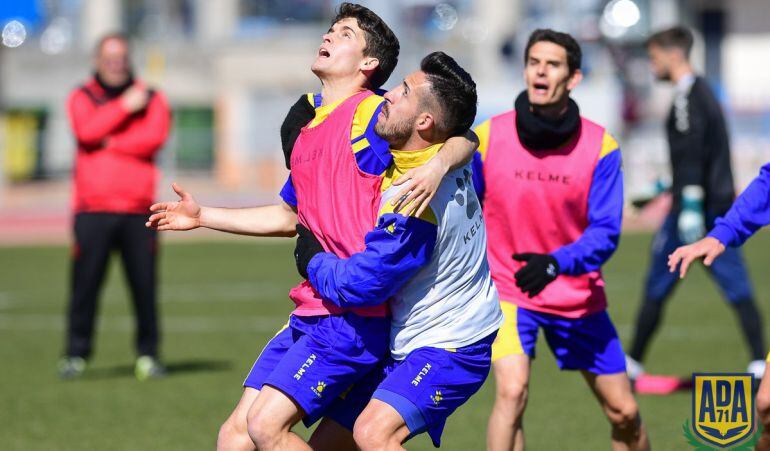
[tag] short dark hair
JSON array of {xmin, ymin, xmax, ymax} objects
[
  {"xmin": 420, "ymin": 51, "xmax": 477, "ymax": 139},
  {"xmin": 95, "ymin": 32, "xmax": 129, "ymax": 54},
  {"xmin": 646, "ymin": 26, "xmax": 694, "ymax": 57},
  {"xmin": 332, "ymin": 3, "xmax": 399, "ymax": 89},
  {"xmin": 524, "ymin": 29, "xmax": 582, "ymax": 74}
]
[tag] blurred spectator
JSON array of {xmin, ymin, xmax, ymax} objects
[
  {"xmin": 626, "ymin": 26, "xmax": 766, "ymax": 384},
  {"xmin": 58, "ymin": 33, "xmax": 171, "ymax": 381}
]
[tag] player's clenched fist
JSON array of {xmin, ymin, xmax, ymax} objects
[
  {"xmin": 146, "ymin": 182, "xmax": 201, "ymax": 231},
  {"xmin": 513, "ymin": 253, "xmax": 559, "ymax": 298},
  {"xmin": 667, "ymin": 236, "xmax": 726, "ymax": 279}
]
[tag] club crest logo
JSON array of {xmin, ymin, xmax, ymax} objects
[
  {"xmin": 430, "ymin": 390, "xmax": 443, "ymax": 406},
  {"xmin": 311, "ymin": 380, "xmax": 327, "ymax": 398},
  {"xmin": 685, "ymin": 373, "xmax": 755, "ymax": 449}
]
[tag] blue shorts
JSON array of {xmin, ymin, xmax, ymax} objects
[
  {"xmin": 327, "ymin": 332, "xmax": 496, "ymax": 448},
  {"xmin": 645, "ymin": 212, "xmax": 754, "ymax": 304},
  {"xmin": 492, "ymin": 302, "xmax": 626, "ymax": 375},
  {"xmin": 243, "ymin": 313, "xmax": 389, "ymax": 427}
]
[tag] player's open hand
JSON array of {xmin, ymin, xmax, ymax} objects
[
  {"xmin": 391, "ymin": 155, "xmax": 446, "ymax": 217},
  {"xmin": 146, "ymin": 183, "xmax": 201, "ymax": 231},
  {"xmin": 667, "ymin": 236, "xmax": 726, "ymax": 279}
]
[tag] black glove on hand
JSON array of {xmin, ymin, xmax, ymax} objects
[
  {"xmin": 294, "ymin": 224, "xmax": 325, "ymax": 279},
  {"xmin": 513, "ymin": 253, "xmax": 559, "ymax": 298},
  {"xmin": 280, "ymin": 94, "xmax": 316, "ymax": 169}
]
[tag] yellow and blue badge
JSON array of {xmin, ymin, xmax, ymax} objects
[{"xmin": 684, "ymin": 373, "xmax": 756, "ymax": 449}]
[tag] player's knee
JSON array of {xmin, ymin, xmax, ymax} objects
[
  {"xmin": 217, "ymin": 418, "xmax": 250, "ymax": 450},
  {"xmin": 246, "ymin": 408, "xmax": 279, "ymax": 449},
  {"xmin": 496, "ymin": 379, "xmax": 529, "ymax": 412},
  {"xmin": 606, "ymin": 399, "xmax": 640, "ymax": 431},
  {"xmin": 353, "ymin": 416, "xmax": 389, "ymax": 450}
]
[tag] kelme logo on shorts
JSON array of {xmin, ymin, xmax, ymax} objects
[
  {"xmin": 682, "ymin": 373, "xmax": 757, "ymax": 449},
  {"xmin": 311, "ymin": 380, "xmax": 327, "ymax": 398},
  {"xmin": 412, "ymin": 363, "xmax": 432, "ymax": 387},
  {"xmin": 293, "ymin": 354, "xmax": 316, "ymax": 381}
]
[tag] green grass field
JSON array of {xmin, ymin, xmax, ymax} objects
[{"xmin": 2, "ymin": 231, "xmax": 770, "ymax": 450}]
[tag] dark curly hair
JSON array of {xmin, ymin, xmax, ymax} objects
[{"xmin": 420, "ymin": 51, "xmax": 477, "ymax": 139}]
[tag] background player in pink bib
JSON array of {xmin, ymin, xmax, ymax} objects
[{"xmin": 472, "ymin": 30, "xmax": 649, "ymax": 450}]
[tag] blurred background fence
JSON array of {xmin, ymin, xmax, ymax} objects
[{"xmin": 1, "ymin": 0, "xmax": 769, "ymax": 243}]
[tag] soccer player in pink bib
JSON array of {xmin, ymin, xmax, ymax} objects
[
  {"xmin": 147, "ymin": 4, "xmax": 477, "ymax": 450},
  {"xmin": 472, "ymin": 30, "xmax": 649, "ymax": 450}
]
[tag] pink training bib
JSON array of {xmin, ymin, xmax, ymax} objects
[
  {"xmin": 288, "ymin": 90, "xmax": 388, "ymax": 317},
  {"xmin": 482, "ymin": 110, "xmax": 607, "ymax": 318}
]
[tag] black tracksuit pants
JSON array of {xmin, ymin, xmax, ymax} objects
[{"xmin": 65, "ymin": 213, "xmax": 159, "ymax": 359}]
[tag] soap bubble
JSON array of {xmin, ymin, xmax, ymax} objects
[
  {"xmin": 432, "ymin": 3, "xmax": 458, "ymax": 31},
  {"xmin": 2, "ymin": 20, "xmax": 27, "ymax": 48}
]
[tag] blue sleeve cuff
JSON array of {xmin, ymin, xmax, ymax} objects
[
  {"xmin": 279, "ymin": 175, "xmax": 297, "ymax": 207},
  {"xmin": 307, "ymin": 252, "xmax": 333, "ymax": 284},
  {"xmin": 708, "ymin": 223, "xmax": 738, "ymax": 248},
  {"xmin": 550, "ymin": 248, "xmax": 572, "ymax": 275}
]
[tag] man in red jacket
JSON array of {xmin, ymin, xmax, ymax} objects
[{"xmin": 59, "ymin": 33, "xmax": 171, "ymax": 380}]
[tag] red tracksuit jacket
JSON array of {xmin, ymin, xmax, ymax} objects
[{"xmin": 67, "ymin": 78, "xmax": 170, "ymax": 214}]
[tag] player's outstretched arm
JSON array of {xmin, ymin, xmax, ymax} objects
[
  {"xmin": 670, "ymin": 162, "xmax": 770, "ymax": 278},
  {"xmin": 391, "ymin": 130, "xmax": 479, "ymax": 217},
  {"xmin": 146, "ymin": 183, "xmax": 297, "ymax": 237},
  {"xmin": 667, "ymin": 237, "xmax": 726, "ymax": 279},
  {"xmin": 146, "ymin": 182, "xmax": 201, "ymax": 231}
]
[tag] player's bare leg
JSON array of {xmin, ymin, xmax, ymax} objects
[
  {"xmin": 353, "ymin": 399, "xmax": 411, "ymax": 451},
  {"xmin": 486, "ymin": 354, "xmax": 530, "ymax": 451},
  {"xmin": 755, "ymin": 367, "xmax": 770, "ymax": 451},
  {"xmin": 582, "ymin": 371, "xmax": 650, "ymax": 451},
  {"xmin": 246, "ymin": 385, "xmax": 309, "ymax": 450},
  {"xmin": 218, "ymin": 387, "xmax": 260, "ymax": 451},
  {"xmin": 308, "ymin": 418, "xmax": 356, "ymax": 451}
]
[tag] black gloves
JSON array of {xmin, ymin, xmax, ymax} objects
[
  {"xmin": 513, "ymin": 253, "xmax": 559, "ymax": 298},
  {"xmin": 280, "ymin": 94, "xmax": 316, "ymax": 169},
  {"xmin": 294, "ymin": 224, "xmax": 325, "ymax": 279}
]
